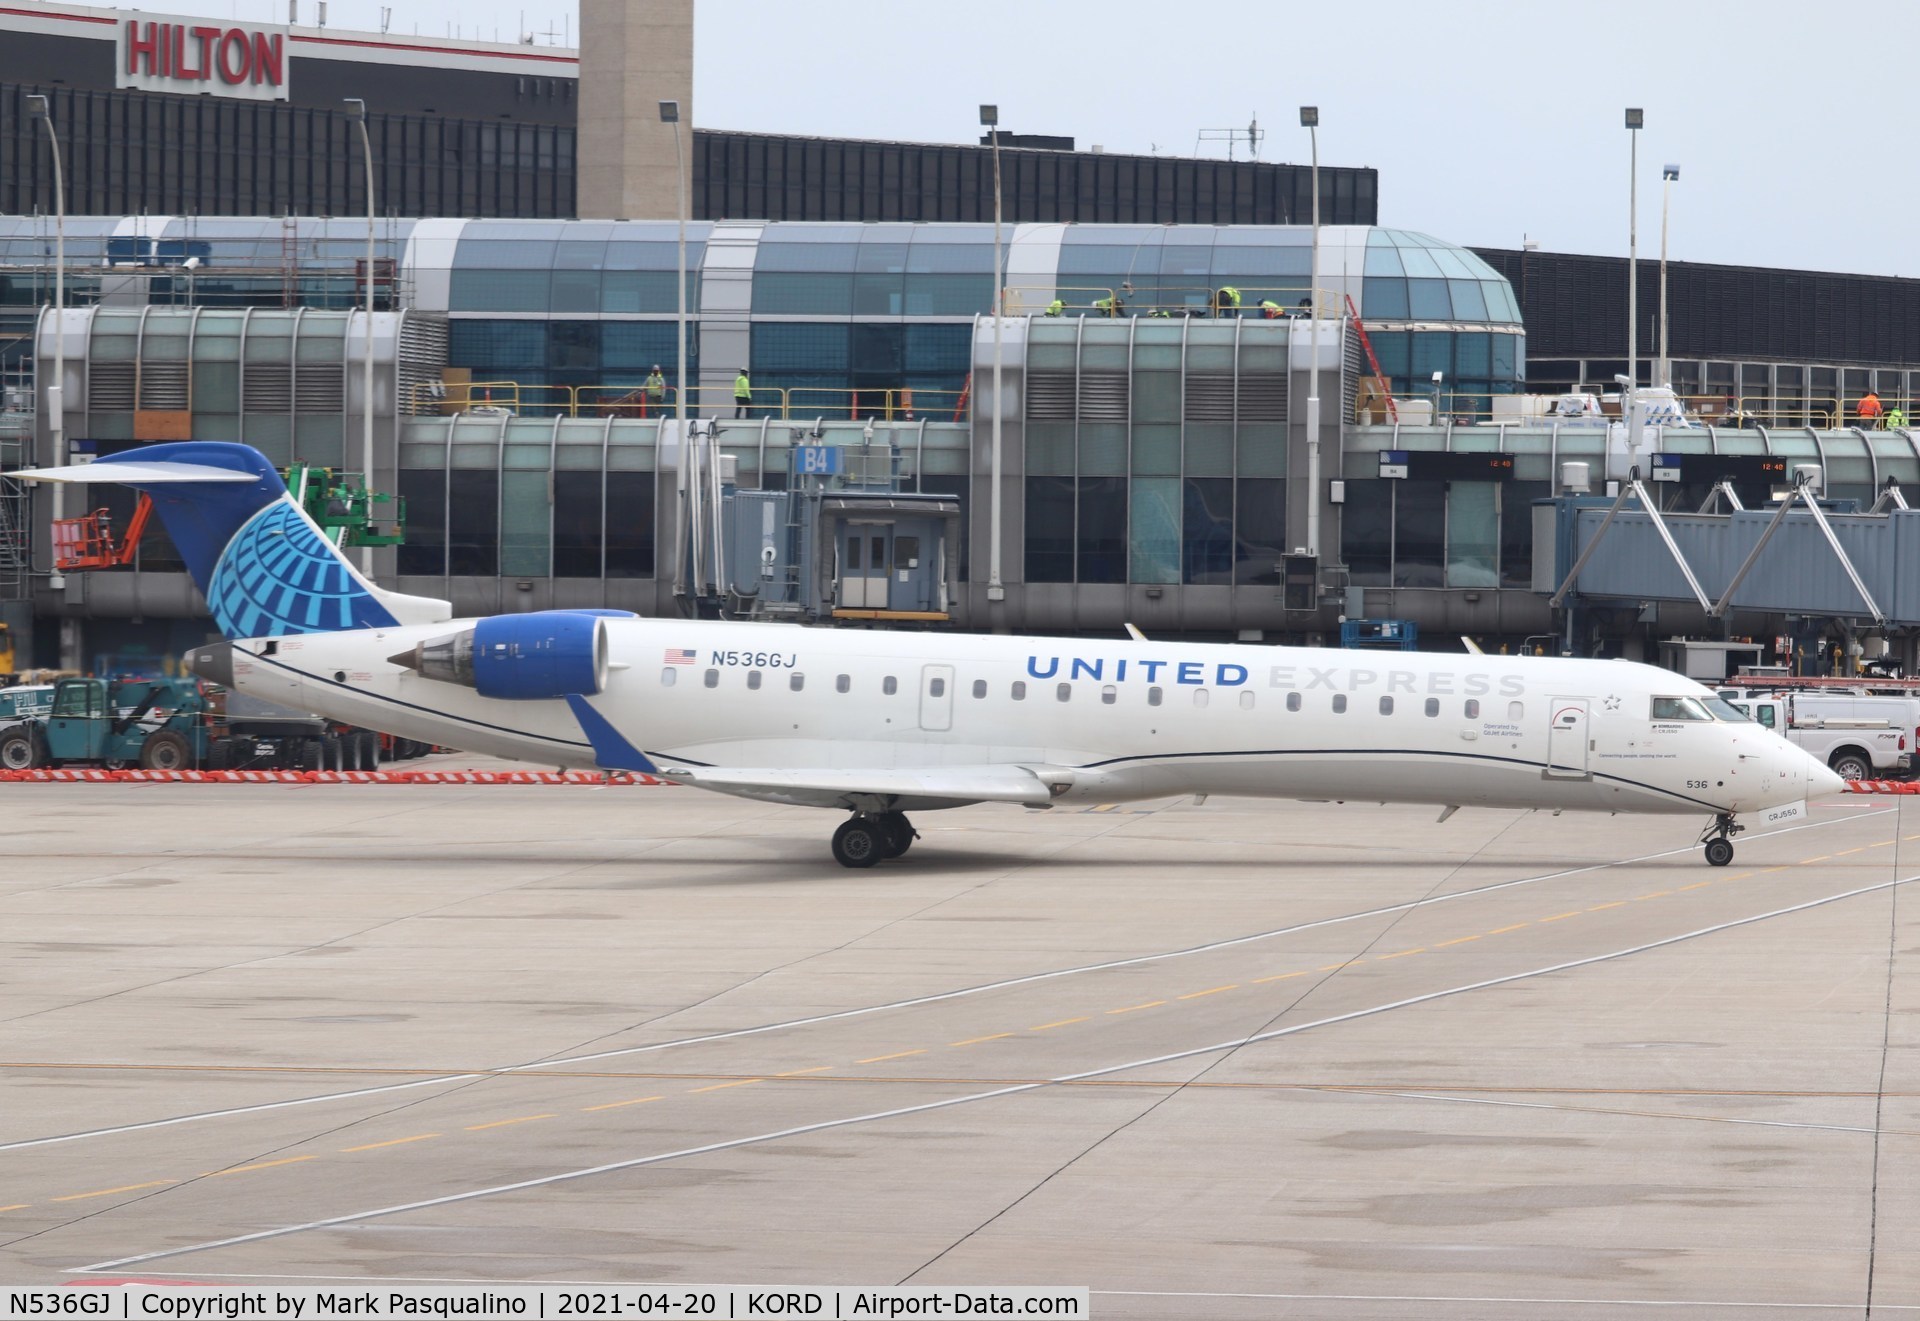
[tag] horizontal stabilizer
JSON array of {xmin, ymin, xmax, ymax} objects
[
  {"xmin": 657, "ymin": 764, "xmax": 1060, "ymax": 812},
  {"xmin": 8, "ymin": 460, "xmax": 258, "ymax": 484}
]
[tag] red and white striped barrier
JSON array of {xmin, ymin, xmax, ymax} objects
[
  {"xmin": 0, "ymin": 768, "xmax": 667, "ymax": 785},
  {"xmin": 1845, "ymin": 779, "xmax": 1920, "ymax": 794}
]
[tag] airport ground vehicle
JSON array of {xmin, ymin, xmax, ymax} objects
[
  {"xmin": 0, "ymin": 675, "xmax": 416, "ymax": 771},
  {"xmin": 0, "ymin": 683, "xmax": 55, "ymax": 723},
  {"xmin": 1717, "ymin": 688, "xmax": 1915, "ymax": 781}
]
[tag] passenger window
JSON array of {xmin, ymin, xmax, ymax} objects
[
  {"xmin": 1011, "ymin": 681, "xmax": 1027, "ymax": 700},
  {"xmin": 972, "ymin": 679, "xmax": 987, "ymax": 699},
  {"xmin": 836, "ymin": 674, "xmax": 851, "ymax": 694},
  {"xmin": 1508, "ymin": 700, "xmax": 1524, "ymax": 720},
  {"xmin": 929, "ymin": 677, "xmax": 946, "ymax": 698},
  {"xmin": 1193, "ymin": 689, "xmax": 1210, "ymax": 708},
  {"xmin": 1286, "ymin": 692, "xmax": 1302, "ymax": 712},
  {"xmin": 746, "ymin": 670, "xmax": 762, "ymax": 690},
  {"xmin": 704, "ymin": 668, "xmax": 719, "ymax": 689},
  {"xmin": 790, "ymin": 673, "xmax": 805, "ymax": 691},
  {"xmin": 896, "ymin": 535, "xmax": 919, "ymax": 564},
  {"xmin": 661, "ymin": 668, "xmax": 677, "ymax": 687},
  {"xmin": 1057, "ymin": 682, "xmax": 1071, "ymax": 702},
  {"xmin": 883, "ymin": 676, "xmax": 898, "ymax": 696},
  {"xmin": 1239, "ymin": 690, "xmax": 1255, "ymax": 710},
  {"xmin": 1379, "ymin": 696, "xmax": 1394, "ymax": 715},
  {"xmin": 1756, "ymin": 705, "xmax": 1776, "ymax": 729},
  {"xmin": 1424, "ymin": 697, "xmax": 1439, "ymax": 717},
  {"xmin": 1148, "ymin": 687, "xmax": 1163, "ymax": 706},
  {"xmin": 1465, "ymin": 699, "xmax": 1480, "ymax": 718},
  {"xmin": 1101, "ymin": 685, "xmax": 1117, "ymax": 704},
  {"xmin": 845, "ymin": 539, "xmax": 862, "ymax": 570},
  {"xmin": 1332, "ymin": 694, "xmax": 1348, "ymax": 714}
]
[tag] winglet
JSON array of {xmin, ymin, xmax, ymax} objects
[
  {"xmin": 564, "ymin": 694, "xmax": 658, "ymax": 773},
  {"xmin": 1460, "ymin": 635, "xmax": 1485, "ymax": 655},
  {"xmin": 1124, "ymin": 622, "xmax": 1147, "ymax": 642}
]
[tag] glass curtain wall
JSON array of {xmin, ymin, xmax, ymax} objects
[{"xmin": 1022, "ymin": 318, "xmax": 1287, "ymax": 587}]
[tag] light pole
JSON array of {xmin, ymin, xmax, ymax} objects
[
  {"xmin": 1659, "ymin": 163, "xmax": 1679, "ymax": 390},
  {"xmin": 1300, "ymin": 106, "xmax": 1322, "ymax": 560},
  {"xmin": 981, "ymin": 104, "xmax": 1005, "ymax": 605},
  {"xmin": 1624, "ymin": 108, "xmax": 1643, "ymax": 440},
  {"xmin": 26, "ymin": 95, "xmax": 66, "ymax": 593},
  {"xmin": 344, "ymin": 98, "xmax": 376, "ymax": 574},
  {"xmin": 660, "ymin": 100, "xmax": 686, "ymax": 445}
]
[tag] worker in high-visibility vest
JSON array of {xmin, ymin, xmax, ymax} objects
[
  {"xmin": 1045, "ymin": 298, "xmax": 1064, "ymax": 316},
  {"xmin": 644, "ymin": 365, "xmax": 665, "ymax": 417},
  {"xmin": 1215, "ymin": 286, "xmax": 1242, "ymax": 317},
  {"xmin": 734, "ymin": 368, "xmax": 753, "ymax": 419},
  {"xmin": 1260, "ymin": 299, "xmax": 1283, "ymax": 319},
  {"xmin": 1887, "ymin": 406, "xmax": 1909, "ymax": 430},
  {"xmin": 1093, "ymin": 294, "xmax": 1122, "ymax": 317},
  {"xmin": 1858, "ymin": 389, "xmax": 1884, "ymax": 428}
]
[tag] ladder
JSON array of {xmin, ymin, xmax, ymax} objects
[{"xmin": 1343, "ymin": 294, "xmax": 1397, "ymax": 423}]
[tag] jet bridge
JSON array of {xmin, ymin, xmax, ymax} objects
[{"xmin": 1536, "ymin": 455, "xmax": 1920, "ymax": 663}]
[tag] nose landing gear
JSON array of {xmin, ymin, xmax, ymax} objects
[
  {"xmin": 830, "ymin": 811, "xmax": 919, "ymax": 868},
  {"xmin": 1699, "ymin": 813, "xmax": 1743, "ymax": 867}
]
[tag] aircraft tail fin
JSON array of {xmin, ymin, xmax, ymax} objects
[{"xmin": 10, "ymin": 441, "xmax": 450, "ymax": 640}]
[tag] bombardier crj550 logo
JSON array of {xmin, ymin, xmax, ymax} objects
[{"xmin": 1027, "ymin": 655, "xmax": 1528, "ymax": 696}]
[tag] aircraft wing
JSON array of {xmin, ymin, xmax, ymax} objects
[{"xmin": 654, "ymin": 764, "xmax": 1062, "ymax": 812}]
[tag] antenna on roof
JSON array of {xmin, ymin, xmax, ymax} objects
[{"xmin": 1194, "ymin": 120, "xmax": 1263, "ymax": 162}]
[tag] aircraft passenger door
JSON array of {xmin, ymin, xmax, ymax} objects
[
  {"xmin": 919, "ymin": 664, "xmax": 955, "ymax": 732},
  {"xmin": 1545, "ymin": 697, "xmax": 1591, "ymax": 779}
]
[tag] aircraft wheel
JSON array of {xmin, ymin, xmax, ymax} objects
[
  {"xmin": 139, "ymin": 730, "xmax": 192, "ymax": 771},
  {"xmin": 1704, "ymin": 837, "xmax": 1735, "ymax": 867},
  {"xmin": 355, "ymin": 731, "xmax": 382, "ymax": 772},
  {"xmin": 832, "ymin": 817, "xmax": 886, "ymax": 869},
  {"xmin": 875, "ymin": 811, "xmax": 916, "ymax": 858}
]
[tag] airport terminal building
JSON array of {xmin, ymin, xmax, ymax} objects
[
  {"xmin": 6, "ymin": 2, "xmax": 1920, "ymax": 673},
  {"xmin": 10, "ymin": 212, "xmax": 1920, "ymax": 676}
]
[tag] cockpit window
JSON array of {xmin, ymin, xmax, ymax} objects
[
  {"xmin": 1701, "ymin": 697, "xmax": 1751, "ymax": 722},
  {"xmin": 1651, "ymin": 696, "xmax": 1712, "ymax": 721}
]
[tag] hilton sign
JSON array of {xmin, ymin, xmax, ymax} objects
[{"xmin": 116, "ymin": 12, "xmax": 290, "ymax": 102}]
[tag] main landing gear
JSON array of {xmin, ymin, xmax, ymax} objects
[
  {"xmin": 1699, "ymin": 813, "xmax": 1743, "ymax": 867},
  {"xmin": 831, "ymin": 811, "xmax": 918, "ymax": 869}
]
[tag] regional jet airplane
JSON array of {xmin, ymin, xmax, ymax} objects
[{"xmin": 13, "ymin": 443, "xmax": 1845, "ymax": 867}]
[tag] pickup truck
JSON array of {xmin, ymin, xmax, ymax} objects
[{"xmin": 1719, "ymin": 691, "xmax": 1914, "ymax": 781}]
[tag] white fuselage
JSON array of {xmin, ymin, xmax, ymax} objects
[{"xmin": 226, "ymin": 618, "xmax": 1830, "ymax": 819}]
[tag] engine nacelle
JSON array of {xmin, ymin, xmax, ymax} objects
[{"xmin": 393, "ymin": 611, "xmax": 611, "ymax": 700}]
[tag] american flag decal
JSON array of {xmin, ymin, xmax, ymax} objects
[{"xmin": 664, "ymin": 648, "xmax": 697, "ymax": 665}]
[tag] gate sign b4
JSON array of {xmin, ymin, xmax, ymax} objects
[{"xmin": 796, "ymin": 446, "xmax": 842, "ymax": 476}]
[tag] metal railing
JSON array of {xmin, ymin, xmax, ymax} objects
[
  {"xmin": 1006, "ymin": 283, "xmax": 1348, "ymax": 319},
  {"xmin": 417, "ymin": 381, "xmax": 967, "ymax": 422}
]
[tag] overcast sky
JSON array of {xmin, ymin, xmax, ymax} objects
[{"xmin": 152, "ymin": 0, "xmax": 1914, "ymax": 277}]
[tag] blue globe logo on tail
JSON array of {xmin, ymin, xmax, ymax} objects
[
  {"xmin": 206, "ymin": 498, "xmax": 396, "ymax": 638},
  {"xmin": 83, "ymin": 442, "xmax": 405, "ymax": 641}
]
